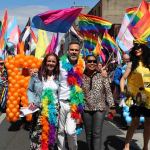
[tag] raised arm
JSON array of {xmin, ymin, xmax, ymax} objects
[{"xmin": 120, "ymin": 62, "xmax": 132, "ymax": 93}]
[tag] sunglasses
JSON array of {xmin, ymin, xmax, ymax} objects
[
  {"xmin": 87, "ymin": 60, "xmax": 97, "ymax": 64},
  {"xmin": 69, "ymin": 48, "xmax": 79, "ymax": 51},
  {"xmin": 133, "ymin": 44, "xmax": 141, "ymax": 50}
]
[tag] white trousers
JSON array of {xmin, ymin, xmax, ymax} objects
[{"xmin": 57, "ymin": 101, "xmax": 77, "ymax": 150}]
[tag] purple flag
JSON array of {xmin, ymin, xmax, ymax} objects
[{"xmin": 32, "ymin": 7, "xmax": 82, "ymax": 33}]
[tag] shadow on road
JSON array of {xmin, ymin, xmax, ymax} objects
[
  {"xmin": 8, "ymin": 119, "xmax": 31, "ymax": 131},
  {"xmin": 78, "ymin": 140, "xmax": 88, "ymax": 150},
  {"xmin": 104, "ymin": 135, "xmax": 141, "ymax": 150}
]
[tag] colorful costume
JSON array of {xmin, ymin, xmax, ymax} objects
[
  {"xmin": 57, "ymin": 55, "xmax": 84, "ymax": 150},
  {"xmin": 127, "ymin": 61, "xmax": 150, "ymax": 117},
  {"xmin": 27, "ymin": 74, "xmax": 59, "ymax": 150}
]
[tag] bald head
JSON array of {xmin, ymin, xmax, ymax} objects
[{"xmin": 122, "ymin": 53, "xmax": 130, "ymax": 63}]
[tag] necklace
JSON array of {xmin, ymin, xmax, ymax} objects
[{"xmin": 60, "ymin": 55, "xmax": 85, "ymax": 120}]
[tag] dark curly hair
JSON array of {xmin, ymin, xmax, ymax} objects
[
  {"xmin": 129, "ymin": 43, "xmax": 150, "ymax": 71},
  {"xmin": 38, "ymin": 53, "xmax": 60, "ymax": 81}
]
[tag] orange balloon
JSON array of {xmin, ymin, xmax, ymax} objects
[
  {"xmin": 8, "ymin": 103, "xmax": 15, "ymax": 109},
  {"xmin": 8, "ymin": 76, "xmax": 13, "ymax": 81},
  {"xmin": 11, "ymin": 79, "xmax": 16, "ymax": 84},
  {"xmin": 6, "ymin": 108, "xmax": 10, "ymax": 114},
  {"xmin": 31, "ymin": 63, "xmax": 36, "ymax": 68},
  {"xmin": 8, "ymin": 64, "xmax": 14, "ymax": 70},
  {"xmin": 12, "ymin": 108, "xmax": 18, "ymax": 113},
  {"xmin": 8, "ymin": 112, "xmax": 14, "ymax": 119},
  {"xmin": 14, "ymin": 84, "xmax": 20, "ymax": 89},
  {"xmin": 12, "ymin": 100, "xmax": 19, "ymax": 106},
  {"xmin": 11, "ymin": 116, "xmax": 19, "ymax": 122}
]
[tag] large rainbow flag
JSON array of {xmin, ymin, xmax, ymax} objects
[
  {"xmin": 131, "ymin": 12, "xmax": 150, "ymax": 43},
  {"xmin": 127, "ymin": 0, "xmax": 149, "ymax": 27},
  {"xmin": 78, "ymin": 14, "xmax": 112, "ymax": 34}
]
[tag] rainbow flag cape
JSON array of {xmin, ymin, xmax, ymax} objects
[
  {"xmin": 32, "ymin": 7, "xmax": 82, "ymax": 33},
  {"xmin": 83, "ymin": 33, "xmax": 98, "ymax": 51},
  {"xmin": 78, "ymin": 14, "xmax": 112, "ymax": 34},
  {"xmin": 102, "ymin": 32, "xmax": 119, "ymax": 54}
]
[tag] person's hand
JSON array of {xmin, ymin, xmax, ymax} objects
[
  {"xmin": 109, "ymin": 108, "xmax": 116, "ymax": 116},
  {"xmin": 101, "ymin": 69, "xmax": 107, "ymax": 77},
  {"xmin": 76, "ymin": 113, "xmax": 83, "ymax": 124},
  {"xmin": 107, "ymin": 108, "xmax": 116, "ymax": 120},
  {"xmin": 29, "ymin": 69, "xmax": 38, "ymax": 76},
  {"xmin": 28, "ymin": 103, "xmax": 37, "ymax": 111},
  {"xmin": 119, "ymin": 92, "xmax": 126, "ymax": 99}
]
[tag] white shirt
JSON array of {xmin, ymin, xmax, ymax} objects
[
  {"xmin": 43, "ymin": 75, "xmax": 59, "ymax": 103},
  {"xmin": 58, "ymin": 60, "xmax": 71, "ymax": 100}
]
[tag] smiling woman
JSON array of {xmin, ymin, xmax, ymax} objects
[
  {"xmin": 27, "ymin": 52, "xmax": 60, "ymax": 150},
  {"xmin": 82, "ymin": 54, "xmax": 115, "ymax": 150}
]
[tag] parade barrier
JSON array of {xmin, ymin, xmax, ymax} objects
[{"xmin": 5, "ymin": 54, "xmax": 41, "ymax": 122}]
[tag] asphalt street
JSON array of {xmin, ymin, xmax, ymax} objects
[{"xmin": 0, "ymin": 112, "xmax": 144, "ymax": 150}]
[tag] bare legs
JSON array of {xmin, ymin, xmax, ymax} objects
[
  {"xmin": 143, "ymin": 117, "xmax": 150, "ymax": 150},
  {"xmin": 123, "ymin": 117, "xmax": 150, "ymax": 150},
  {"xmin": 123, "ymin": 117, "xmax": 139, "ymax": 150}
]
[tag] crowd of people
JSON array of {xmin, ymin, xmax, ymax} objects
[
  {"xmin": 25, "ymin": 40, "xmax": 150, "ymax": 150},
  {"xmin": 0, "ymin": 38, "xmax": 150, "ymax": 150}
]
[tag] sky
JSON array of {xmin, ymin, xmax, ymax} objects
[{"xmin": 0, "ymin": 0, "xmax": 100, "ymax": 28}]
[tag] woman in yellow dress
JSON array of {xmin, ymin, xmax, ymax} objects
[{"xmin": 120, "ymin": 42, "xmax": 150, "ymax": 150}]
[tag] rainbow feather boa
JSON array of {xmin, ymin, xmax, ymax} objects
[
  {"xmin": 61, "ymin": 55, "xmax": 85, "ymax": 120},
  {"xmin": 40, "ymin": 88, "xmax": 58, "ymax": 150}
]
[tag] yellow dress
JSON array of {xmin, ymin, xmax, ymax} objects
[{"xmin": 127, "ymin": 61, "xmax": 150, "ymax": 109}]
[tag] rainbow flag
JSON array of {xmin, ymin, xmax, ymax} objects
[
  {"xmin": 83, "ymin": 33, "xmax": 98, "ymax": 51},
  {"xmin": 102, "ymin": 32, "xmax": 119, "ymax": 54},
  {"xmin": 32, "ymin": 7, "xmax": 82, "ymax": 33},
  {"xmin": 78, "ymin": 14, "xmax": 112, "ymax": 34},
  {"xmin": 127, "ymin": 0, "xmax": 149, "ymax": 27},
  {"xmin": 126, "ymin": 7, "xmax": 139, "ymax": 22},
  {"xmin": 93, "ymin": 37, "xmax": 106, "ymax": 62},
  {"xmin": 131, "ymin": 12, "xmax": 150, "ymax": 43}
]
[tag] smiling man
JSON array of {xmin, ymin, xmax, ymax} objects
[{"xmin": 57, "ymin": 41, "xmax": 84, "ymax": 150}]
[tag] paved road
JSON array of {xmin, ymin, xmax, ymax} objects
[{"xmin": 0, "ymin": 112, "xmax": 146, "ymax": 150}]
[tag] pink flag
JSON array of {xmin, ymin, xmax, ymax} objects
[
  {"xmin": 32, "ymin": 7, "xmax": 82, "ymax": 33},
  {"xmin": 46, "ymin": 33, "xmax": 59, "ymax": 54}
]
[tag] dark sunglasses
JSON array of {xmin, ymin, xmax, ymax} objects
[
  {"xmin": 87, "ymin": 60, "xmax": 97, "ymax": 64},
  {"xmin": 133, "ymin": 44, "xmax": 141, "ymax": 50},
  {"xmin": 69, "ymin": 48, "xmax": 79, "ymax": 51}
]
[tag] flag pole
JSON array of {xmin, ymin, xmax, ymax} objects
[{"xmin": 105, "ymin": 51, "xmax": 114, "ymax": 67}]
